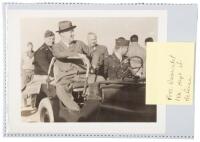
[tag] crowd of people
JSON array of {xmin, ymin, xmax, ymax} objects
[{"xmin": 21, "ymin": 20, "xmax": 154, "ymax": 111}]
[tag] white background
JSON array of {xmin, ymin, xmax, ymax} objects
[{"xmin": 0, "ymin": 0, "xmax": 200, "ymax": 142}]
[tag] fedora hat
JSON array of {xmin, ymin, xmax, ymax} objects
[{"xmin": 56, "ymin": 21, "xmax": 76, "ymax": 33}]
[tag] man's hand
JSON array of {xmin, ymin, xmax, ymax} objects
[
  {"xmin": 46, "ymin": 76, "xmax": 54, "ymax": 89},
  {"xmin": 78, "ymin": 53, "xmax": 90, "ymax": 67},
  {"xmin": 46, "ymin": 76, "xmax": 54, "ymax": 84},
  {"xmin": 122, "ymin": 58, "xmax": 129, "ymax": 64}
]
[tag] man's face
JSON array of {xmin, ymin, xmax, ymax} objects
[
  {"xmin": 27, "ymin": 44, "xmax": 33, "ymax": 52},
  {"xmin": 45, "ymin": 36, "xmax": 55, "ymax": 46},
  {"xmin": 60, "ymin": 30, "xmax": 74, "ymax": 43},
  {"xmin": 88, "ymin": 34, "xmax": 97, "ymax": 47}
]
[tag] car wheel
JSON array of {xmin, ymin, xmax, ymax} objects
[{"xmin": 38, "ymin": 97, "xmax": 54, "ymax": 122}]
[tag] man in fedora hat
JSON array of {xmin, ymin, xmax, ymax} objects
[
  {"xmin": 52, "ymin": 21, "xmax": 105, "ymax": 114},
  {"xmin": 104, "ymin": 37, "xmax": 130, "ymax": 80}
]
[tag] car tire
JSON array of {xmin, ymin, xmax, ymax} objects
[{"xmin": 38, "ymin": 97, "xmax": 54, "ymax": 122}]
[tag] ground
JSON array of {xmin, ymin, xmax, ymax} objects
[{"xmin": 21, "ymin": 106, "xmax": 39, "ymax": 122}]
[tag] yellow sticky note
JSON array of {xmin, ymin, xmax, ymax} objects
[{"xmin": 146, "ymin": 42, "xmax": 195, "ymax": 105}]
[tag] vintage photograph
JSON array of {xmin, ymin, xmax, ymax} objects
[
  {"xmin": 20, "ymin": 17, "xmax": 157, "ymax": 122},
  {"xmin": 5, "ymin": 3, "xmax": 197, "ymax": 137}
]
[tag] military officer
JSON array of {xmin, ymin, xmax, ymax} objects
[
  {"xmin": 104, "ymin": 37, "xmax": 130, "ymax": 80},
  {"xmin": 87, "ymin": 32, "xmax": 108, "ymax": 77},
  {"xmin": 144, "ymin": 37, "xmax": 154, "ymax": 46},
  {"xmin": 126, "ymin": 34, "xmax": 145, "ymax": 77},
  {"xmin": 33, "ymin": 30, "xmax": 55, "ymax": 77}
]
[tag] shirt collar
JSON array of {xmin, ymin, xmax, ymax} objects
[
  {"xmin": 90, "ymin": 44, "xmax": 97, "ymax": 49},
  {"xmin": 44, "ymin": 43, "xmax": 52, "ymax": 51},
  {"xmin": 129, "ymin": 42, "xmax": 139, "ymax": 47}
]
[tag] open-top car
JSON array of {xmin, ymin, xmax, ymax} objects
[{"xmin": 22, "ymin": 55, "xmax": 156, "ymax": 122}]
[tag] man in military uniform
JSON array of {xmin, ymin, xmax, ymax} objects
[
  {"xmin": 126, "ymin": 34, "xmax": 145, "ymax": 77},
  {"xmin": 87, "ymin": 32, "xmax": 108, "ymax": 77},
  {"xmin": 104, "ymin": 37, "xmax": 130, "ymax": 80},
  {"xmin": 144, "ymin": 37, "xmax": 154, "ymax": 46},
  {"xmin": 34, "ymin": 30, "xmax": 55, "ymax": 77}
]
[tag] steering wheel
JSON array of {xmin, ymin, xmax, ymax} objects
[
  {"xmin": 121, "ymin": 56, "xmax": 143, "ymax": 79},
  {"xmin": 46, "ymin": 55, "xmax": 90, "ymax": 96}
]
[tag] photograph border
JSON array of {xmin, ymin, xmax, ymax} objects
[{"xmin": 4, "ymin": 4, "xmax": 167, "ymax": 136}]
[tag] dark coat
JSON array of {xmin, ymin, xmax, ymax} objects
[
  {"xmin": 88, "ymin": 44, "xmax": 108, "ymax": 77},
  {"xmin": 52, "ymin": 40, "xmax": 90, "ymax": 82},
  {"xmin": 104, "ymin": 53, "xmax": 129, "ymax": 80},
  {"xmin": 88, "ymin": 44, "xmax": 108, "ymax": 66},
  {"xmin": 33, "ymin": 43, "xmax": 54, "ymax": 76}
]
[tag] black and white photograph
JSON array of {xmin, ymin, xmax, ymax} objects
[
  {"xmin": 21, "ymin": 17, "xmax": 157, "ymax": 122},
  {"xmin": 2, "ymin": 2, "xmax": 198, "ymax": 139},
  {"xmin": 6, "ymin": 9, "xmax": 167, "ymax": 134}
]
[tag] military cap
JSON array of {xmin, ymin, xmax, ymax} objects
[
  {"xmin": 44, "ymin": 30, "xmax": 55, "ymax": 38},
  {"xmin": 115, "ymin": 37, "xmax": 129, "ymax": 47}
]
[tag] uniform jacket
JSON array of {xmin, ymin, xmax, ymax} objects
[
  {"xmin": 88, "ymin": 44, "xmax": 108, "ymax": 77},
  {"xmin": 126, "ymin": 42, "xmax": 146, "ymax": 77},
  {"xmin": 33, "ymin": 43, "xmax": 54, "ymax": 76},
  {"xmin": 104, "ymin": 53, "xmax": 129, "ymax": 80},
  {"xmin": 52, "ymin": 40, "xmax": 90, "ymax": 82}
]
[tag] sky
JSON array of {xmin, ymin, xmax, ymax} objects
[{"xmin": 21, "ymin": 17, "xmax": 158, "ymax": 54}]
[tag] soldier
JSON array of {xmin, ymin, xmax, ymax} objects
[
  {"xmin": 21, "ymin": 42, "xmax": 35, "ymax": 107},
  {"xmin": 33, "ymin": 30, "xmax": 55, "ymax": 77},
  {"xmin": 126, "ymin": 34, "xmax": 145, "ymax": 77},
  {"xmin": 22, "ymin": 42, "xmax": 35, "ymax": 87},
  {"xmin": 141, "ymin": 37, "xmax": 154, "ymax": 77},
  {"xmin": 104, "ymin": 37, "xmax": 130, "ymax": 80},
  {"xmin": 87, "ymin": 32, "xmax": 108, "ymax": 77},
  {"xmin": 144, "ymin": 37, "xmax": 154, "ymax": 46},
  {"xmin": 126, "ymin": 34, "xmax": 145, "ymax": 58}
]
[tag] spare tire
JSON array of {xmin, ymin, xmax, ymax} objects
[{"xmin": 38, "ymin": 97, "xmax": 54, "ymax": 122}]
